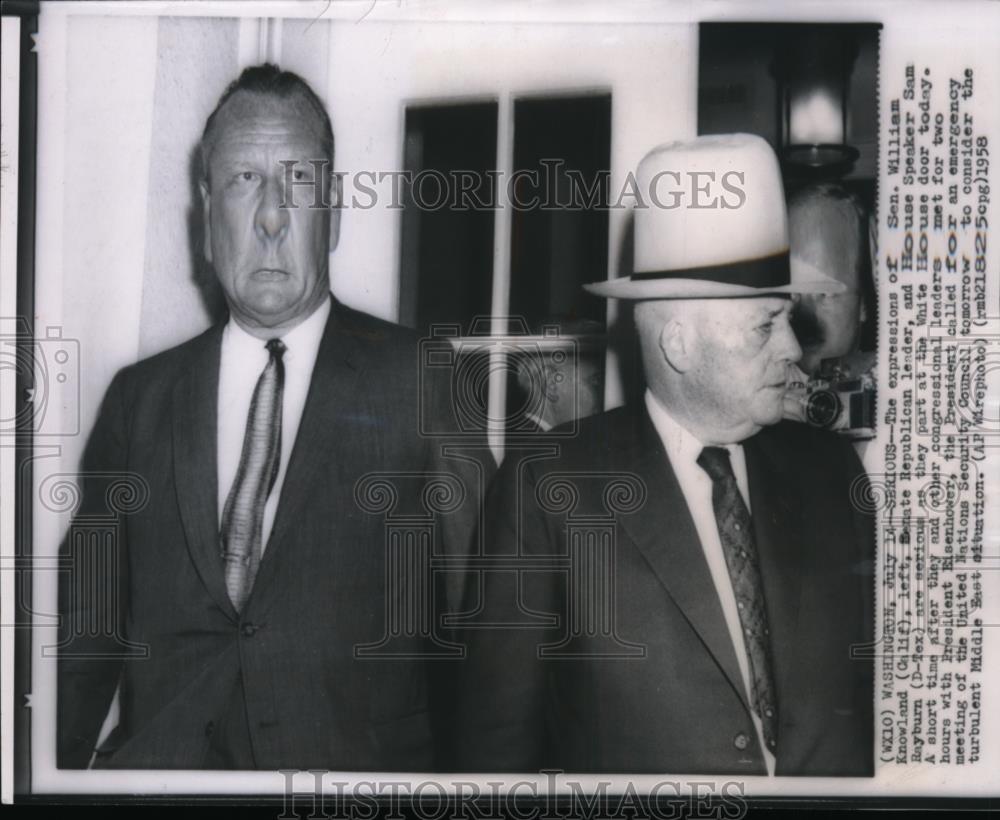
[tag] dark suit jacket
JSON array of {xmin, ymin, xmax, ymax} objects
[
  {"xmin": 57, "ymin": 297, "xmax": 490, "ymax": 770},
  {"xmin": 454, "ymin": 406, "xmax": 874, "ymax": 776}
]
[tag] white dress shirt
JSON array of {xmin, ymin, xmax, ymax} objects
[
  {"xmin": 644, "ymin": 389, "xmax": 777, "ymax": 775},
  {"xmin": 217, "ymin": 295, "xmax": 331, "ymax": 552}
]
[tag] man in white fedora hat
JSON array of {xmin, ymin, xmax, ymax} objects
[{"xmin": 455, "ymin": 134, "xmax": 874, "ymax": 776}]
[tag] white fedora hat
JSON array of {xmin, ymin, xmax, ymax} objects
[{"xmin": 584, "ymin": 134, "xmax": 845, "ymax": 299}]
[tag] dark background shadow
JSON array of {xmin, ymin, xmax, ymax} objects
[
  {"xmin": 608, "ymin": 211, "xmax": 643, "ymax": 406},
  {"xmin": 186, "ymin": 147, "xmax": 228, "ymax": 324}
]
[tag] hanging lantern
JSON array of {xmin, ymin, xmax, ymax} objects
[{"xmin": 778, "ymin": 28, "xmax": 860, "ymax": 173}]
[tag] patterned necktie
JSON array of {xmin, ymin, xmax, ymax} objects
[
  {"xmin": 696, "ymin": 445, "xmax": 779, "ymax": 754},
  {"xmin": 220, "ymin": 337, "xmax": 286, "ymax": 613}
]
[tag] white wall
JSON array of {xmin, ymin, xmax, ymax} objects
[{"xmin": 137, "ymin": 16, "xmax": 240, "ymax": 360}]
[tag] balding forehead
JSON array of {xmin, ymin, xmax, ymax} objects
[
  {"xmin": 200, "ymin": 88, "xmax": 333, "ymax": 183},
  {"xmin": 211, "ymin": 90, "xmax": 328, "ymax": 142}
]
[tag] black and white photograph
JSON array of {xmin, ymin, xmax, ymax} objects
[{"xmin": 1, "ymin": 0, "xmax": 998, "ymax": 811}]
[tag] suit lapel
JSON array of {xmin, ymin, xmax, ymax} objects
[
  {"xmin": 171, "ymin": 323, "xmax": 237, "ymax": 621},
  {"xmin": 615, "ymin": 411, "xmax": 751, "ymax": 712},
  {"xmin": 744, "ymin": 429, "xmax": 804, "ymax": 716},
  {"xmin": 246, "ymin": 303, "xmax": 365, "ymax": 617}
]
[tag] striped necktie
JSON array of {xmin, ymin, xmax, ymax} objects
[
  {"xmin": 697, "ymin": 445, "xmax": 779, "ymax": 755},
  {"xmin": 220, "ymin": 337, "xmax": 286, "ymax": 613}
]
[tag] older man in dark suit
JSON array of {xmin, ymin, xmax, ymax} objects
[
  {"xmin": 455, "ymin": 134, "xmax": 875, "ymax": 776},
  {"xmin": 57, "ymin": 64, "xmax": 487, "ymax": 770}
]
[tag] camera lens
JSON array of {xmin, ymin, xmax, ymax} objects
[{"xmin": 805, "ymin": 389, "xmax": 842, "ymax": 428}]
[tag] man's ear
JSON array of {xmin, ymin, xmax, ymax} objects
[
  {"xmin": 328, "ymin": 169, "xmax": 342, "ymax": 253},
  {"xmin": 658, "ymin": 318, "xmax": 692, "ymax": 373},
  {"xmin": 199, "ymin": 179, "xmax": 213, "ymax": 264}
]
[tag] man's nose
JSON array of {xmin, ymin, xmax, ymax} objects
[
  {"xmin": 255, "ymin": 177, "xmax": 290, "ymax": 242},
  {"xmin": 776, "ymin": 318, "xmax": 803, "ymax": 364}
]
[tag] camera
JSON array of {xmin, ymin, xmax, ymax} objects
[
  {"xmin": 801, "ymin": 372, "xmax": 876, "ymax": 439},
  {"xmin": 0, "ymin": 318, "xmax": 80, "ymax": 437},
  {"xmin": 418, "ymin": 317, "xmax": 579, "ymax": 438}
]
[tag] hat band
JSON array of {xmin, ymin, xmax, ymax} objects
[{"xmin": 631, "ymin": 251, "xmax": 790, "ymax": 289}]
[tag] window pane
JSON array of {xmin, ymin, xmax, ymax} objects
[
  {"xmin": 399, "ymin": 101, "xmax": 498, "ymax": 333},
  {"xmin": 508, "ymin": 94, "xmax": 611, "ymax": 330}
]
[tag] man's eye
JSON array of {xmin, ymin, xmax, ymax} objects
[
  {"xmin": 293, "ymin": 169, "xmax": 306, "ymax": 181},
  {"xmin": 758, "ymin": 322, "xmax": 773, "ymax": 335},
  {"xmin": 236, "ymin": 171, "xmax": 258, "ymax": 183}
]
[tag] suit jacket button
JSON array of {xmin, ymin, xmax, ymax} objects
[
  {"xmin": 241, "ymin": 623, "xmax": 258, "ymax": 637},
  {"xmin": 733, "ymin": 732, "xmax": 750, "ymax": 750},
  {"xmin": 204, "ymin": 721, "xmax": 215, "ymax": 737}
]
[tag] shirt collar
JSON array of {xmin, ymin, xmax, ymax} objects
[{"xmin": 224, "ymin": 293, "xmax": 331, "ymax": 363}]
